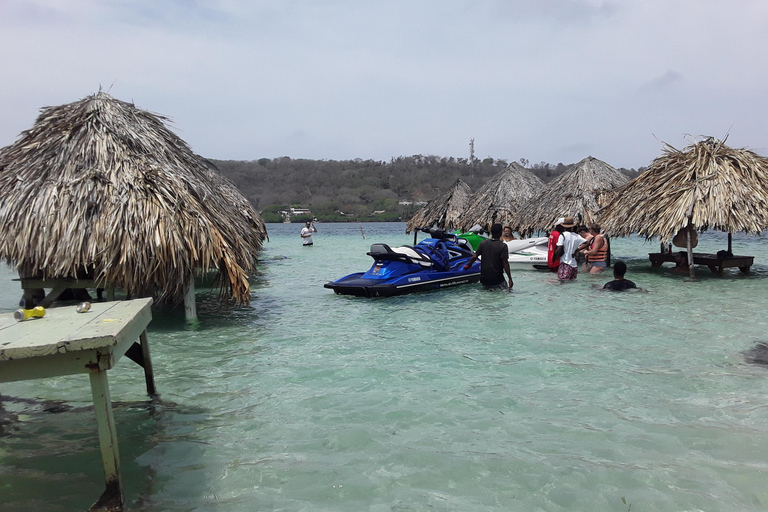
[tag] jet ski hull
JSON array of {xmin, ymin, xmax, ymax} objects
[
  {"xmin": 504, "ymin": 237, "xmax": 549, "ymax": 269},
  {"xmin": 324, "ymin": 269, "xmax": 481, "ymax": 297},
  {"xmin": 325, "ymin": 229, "xmax": 482, "ymax": 297}
]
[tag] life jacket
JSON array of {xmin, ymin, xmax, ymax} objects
[
  {"xmin": 547, "ymin": 230, "xmax": 561, "ymax": 268},
  {"xmin": 587, "ymin": 234, "xmax": 608, "ymax": 263}
]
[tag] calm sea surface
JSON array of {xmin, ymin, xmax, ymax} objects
[{"xmin": 2, "ymin": 222, "xmax": 768, "ymax": 511}]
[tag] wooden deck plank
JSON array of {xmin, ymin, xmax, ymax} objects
[{"xmin": 0, "ymin": 299, "xmax": 152, "ymax": 361}]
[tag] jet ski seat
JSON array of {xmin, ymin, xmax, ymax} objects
[
  {"xmin": 368, "ymin": 243, "xmax": 434, "ymax": 267},
  {"xmin": 456, "ymin": 238, "xmax": 473, "ymax": 251}
]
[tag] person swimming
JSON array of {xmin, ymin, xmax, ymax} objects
[
  {"xmin": 602, "ymin": 261, "xmax": 637, "ymax": 291},
  {"xmin": 673, "ymin": 251, "xmax": 690, "ymax": 274}
]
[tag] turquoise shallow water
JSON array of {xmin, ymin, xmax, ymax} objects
[{"xmin": 2, "ymin": 222, "xmax": 768, "ymax": 511}]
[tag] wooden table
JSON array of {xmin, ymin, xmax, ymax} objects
[
  {"xmin": 0, "ymin": 298, "xmax": 155, "ymax": 512},
  {"xmin": 648, "ymin": 252, "xmax": 754, "ymax": 274}
]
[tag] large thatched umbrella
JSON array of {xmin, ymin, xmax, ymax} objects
[
  {"xmin": 455, "ymin": 163, "xmax": 543, "ymax": 231},
  {"xmin": 0, "ymin": 92, "xmax": 267, "ymax": 308},
  {"xmin": 599, "ymin": 137, "xmax": 768, "ymax": 276},
  {"xmin": 405, "ymin": 178, "xmax": 471, "ymax": 235},
  {"xmin": 514, "ymin": 156, "xmax": 628, "ymax": 236}
]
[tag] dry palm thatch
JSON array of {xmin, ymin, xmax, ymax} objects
[
  {"xmin": 405, "ymin": 179, "xmax": 472, "ymax": 234},
  {"xmin": 455, "ymin": 163, "xmax": 543, "ymax": 231},
  {"xmin": 599, "ymin": 137, "xmax": 768, "ymax": 241},
  {"xmin": 513, "ymin": 156, "xmax": 628, "ymax": 235},
  {"xmin": 0, "ymin": 92, "xmax": 267, "ymax": 306}
]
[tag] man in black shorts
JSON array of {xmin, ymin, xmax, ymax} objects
[
  {"xmin": 602, "ymin": 261, "xmax": 637, "ymax": 291},
  {"xmin": 463, "ymin": 223, "xmax": 513, "ymax": 290}
]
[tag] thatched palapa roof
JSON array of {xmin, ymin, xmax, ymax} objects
[
  {"xmin": 599, "ymin": 137, "xmax": 768, "ymax": 241},
  {"xmin": 405, "ymin": 179, "xmax": 471, "ymax": 234},
  {"xmin": 455, "ymin": 163, "xmax": 543, "ymax": 231},
  {"xmin": 514, "ymin": 156, "xmax": 628, "ymax": 235},
  {"xmin": 0, "ymin": 92, "xmax": 267, "ymax": 306}
]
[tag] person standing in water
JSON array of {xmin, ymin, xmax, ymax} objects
[
  {"xmin": 501, "ymin": 226, "xmax": 518, "ymax": 242},
  {"xmin": 553, "ymin": 217, "xmax": 586, "ymax": 281},
  {"xmin": 463, "ymin": 223, "xmax": 513, "ymax": 291},
  {"xmin": 580, "ymin": 224, "xmax": 608, "ymax": 274},
  {"xmin": 300, "ymin": 221, "xmax": 317, "ymax": 246},
  {"xmin": 547, "ymin": 217, "xmax": 565, "ymax": 273}
]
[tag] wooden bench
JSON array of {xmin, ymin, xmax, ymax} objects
[
  {"xmin": 15, "ymin": 277, "xmax": 116, "ymax": 308},
  {"xmin": 648, "ymin": 252, "xmax": 754, "ymax": 275}
]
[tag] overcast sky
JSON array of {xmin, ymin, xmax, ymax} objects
[{"xmin": 2, "ymin": 0, "xmax": 767, "ymax": 169}]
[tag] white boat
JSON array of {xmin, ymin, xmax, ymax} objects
[{"xmin": 504, "ymin": 237, "xmax": 549, "ymax": 269}]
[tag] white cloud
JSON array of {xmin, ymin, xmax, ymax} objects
[{"xmin": 2, "ymin": 0, "xmax": 768, "ymax": 169}]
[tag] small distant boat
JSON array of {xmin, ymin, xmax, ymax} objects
[{"xmin": 324, "ymin": 228, "xmax": 481, "ymax": 297}]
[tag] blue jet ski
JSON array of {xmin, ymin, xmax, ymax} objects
[{"xmin": 324, "ymin": 228, "xmax": 481, "ymax": 297}]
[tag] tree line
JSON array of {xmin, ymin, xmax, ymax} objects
[{"xmin": 211, "ymin": 156, "xmax": 644, "ymax": 223}]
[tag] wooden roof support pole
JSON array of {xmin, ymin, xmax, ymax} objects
[
  {"xmin": 184, "ymin": 275, "xmax": 197, "ymax": 322},
  {"xmin": 686, "ymin": 222, "xmax": 695, "ymax": 279},
  {"xmin": 686, "ymin": 187, "xmax": 696, "ymax": 279},
  {"xmin": 728, "ymin": 232, "xmax": 733, "ymax": 253}
]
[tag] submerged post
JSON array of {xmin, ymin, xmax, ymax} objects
[
  {"xmin": 139, "ymin": 331, "xmax": 157, "ymax": 397},
  {"xmin": 184, "ymin": 275, "xmax": 197, "ymax": 322}
]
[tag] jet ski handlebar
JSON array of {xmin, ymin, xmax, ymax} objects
[{"xmin": 419, "ymin": 227, "xmax": 457, "ymax": 241}]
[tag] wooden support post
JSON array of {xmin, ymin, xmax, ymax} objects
[
  {"xmin": 107, "ymin": 287, "xmax": 115, "ymax": 301},
  {"xmin": 686, "ymin": 223, "xmax": 695, "ymax": 279},
  {"xmin": 88, "ymin": 369, "xmax": 124, "ymax": 511},
  {"xmin": 184, "ymin": 275, "xmax": 197, "ymax": 322},
  {"xmin": 728, "ymin": 232, "xmax": 733, "ymax": 253},
  {"xmin": 139, "ymin": 330, "xmax": 157, "ymax": 397},
  {"xmin": 22, "ymin": 288, "xmax": 35, "ymax": 308}
]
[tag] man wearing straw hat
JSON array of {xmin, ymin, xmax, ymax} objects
[{"xmin": 553, "ymin": 216, "xmax": 586, "ymax": 281}]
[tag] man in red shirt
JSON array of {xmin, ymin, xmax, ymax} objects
[{"xmin": 547, "ymin": 217, "xmax": 565, "ymax": 272}]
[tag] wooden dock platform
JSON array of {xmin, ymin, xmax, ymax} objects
[{"xmin": 0, "ymin": 298, "xmax": 155, "ymax": 511}]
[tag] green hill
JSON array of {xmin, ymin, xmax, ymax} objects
[{"xmin": 211, "ymin": 155, "xmax": 642, "ymax": 222}]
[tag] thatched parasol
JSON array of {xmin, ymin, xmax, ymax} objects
[
  {"xmin": 599, "ymin": 137, "xmax": 768, "ymax": 275},
  {"xmin": 405, "ymin": 178, "xmax": 472, "ymax": 234},
  {"xmin": 455, "ymin": 163, "xmax": 543, "ymax": 231},
  {"xmin": 0, "ymin": 92, "xmax": 267, "ymax": 306},
  {"xmin": 514, "ymin": 156, "xmax": 628, "ymax": 236}
]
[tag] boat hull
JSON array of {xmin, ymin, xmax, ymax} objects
[{"xmin": 505, "ymin": 237, "xmax": 549, "ymax": 269}]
